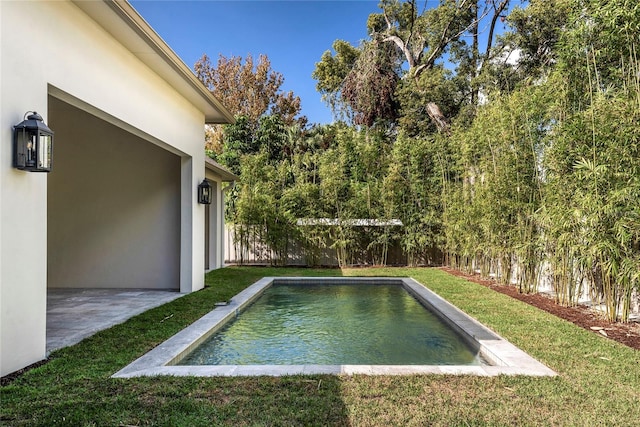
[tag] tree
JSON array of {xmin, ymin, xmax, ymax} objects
[
  {"xmin": 218, "ymin": 114, "xmax": 293, "ymax": 175},
  {"xmin": 395, "ymin": 66, "xmax": 463, "ymax": 136},
  {"xmin": 340, "ymin": 39, "xmax": 401, "ymax": 126},
  {"xmin": 195, "ymin": 53, "xmax": 306, "ymax": 151},
  {"xmin": 312, "ymin": 40, "xmax": 361, "ymax": 121},
  {"xmin": 504, "ymin": 0, "xmax": 572, "ymax": 80},
  {"xmin": 374, "ymin": 0, "xmax": 512, "ymax": 126},
  {"xmin": 255, "ymin": 115, "xmax": 288, "ymax": 164},
  {"xmin": 313, "ymin": 0, "xmax": 513, "ymax": 133},
  {"xmin": 217, "ymin": 116, "xmax": 254, "ymax": 175}
]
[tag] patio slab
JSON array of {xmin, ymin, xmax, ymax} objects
[{"xmin": 47, "ymin": 288, "xmax": 183, "ymax": 354}]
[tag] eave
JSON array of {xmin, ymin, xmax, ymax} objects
[
  {"xmin": 205, "ymin": 157, "xmax": 239, "ymax": 182},
  {"xmin": 72, "ymin": 0, "xmax": 235, "ymax": 125}
]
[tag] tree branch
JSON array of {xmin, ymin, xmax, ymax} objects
[
  {"xmin": 383, "ymin": 35, "xmax": 417, "ymax": 69},
  {"xmin": 418, "ymin": 0, "xmax": 493, "ymax": 77},
  {"xmin": 426, "ymin": 102, "xmax": 450, "ymax": 134},
  {"xmin": 485, "ymin": 0, "xmax": 510, "ymax": 59}
]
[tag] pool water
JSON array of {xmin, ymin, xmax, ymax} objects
[{"xmin": 178, "ymin": 283, "xmax": 482, "ymax": 366}]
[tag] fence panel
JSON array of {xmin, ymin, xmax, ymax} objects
[{"xmin": 224, "ymin": 226, "xmax": 409, "ymax": 266}]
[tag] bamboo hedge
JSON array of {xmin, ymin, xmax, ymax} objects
[
  {"xmin": 442, "ymin": 0, "xmax": 640, "ymax": 321},
  {"xmin": 218, "ymin": 0, "xmax": 639, "ymax": 322}
]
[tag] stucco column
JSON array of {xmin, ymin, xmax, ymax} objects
[
  {"xmin": 219, "ymin": 183, "xmax": 228, "ymax": 268},
  {"xmin": 180, "ymin": 155, "xmax": 207, "ymax": 293},
  {"xmin": 206, "ymin": 180, "xmax": 219, "ymax": 270}
]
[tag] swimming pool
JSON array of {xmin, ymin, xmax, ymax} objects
[
  {"xmin": 179, "ymin": 283, "xmax": 483, "ymax": 366},
  {"xmin": 113, "ymin": 277, "xmax": 556, "ymax": 377}
]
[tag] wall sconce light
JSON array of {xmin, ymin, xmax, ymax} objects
[
  {"xmin": 13, "ymin": 111, "xmax": 54, "ymax": 172},
  {"xmin": 198, "ymin": 179, "xmax": 212, "ymax": 204}
]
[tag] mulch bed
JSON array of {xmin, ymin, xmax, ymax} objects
[{"xmin": 441, "ymin": 267, "xmax": 640, "ymax": 351}]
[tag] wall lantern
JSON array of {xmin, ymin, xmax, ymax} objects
[
  {"xmin": 13, "ymin": 111, "xmax": 54, "ymax": 172},
  {"xmin": 198, "ymin": 179, "xmax": 212, "ymax": 204}
]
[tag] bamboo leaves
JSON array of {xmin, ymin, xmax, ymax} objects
[{"xmin": 545, "ymin": 95, "xmax": 640, "ymax": 321}]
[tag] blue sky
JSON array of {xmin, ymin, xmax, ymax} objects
[{"xmin": 130, "ymin": 0, "xmax": 382, "ymax": 125}]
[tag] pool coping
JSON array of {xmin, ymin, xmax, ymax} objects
[{"xmin": 112, "ymin": 277, "xmax": 556, "ymax": 378}]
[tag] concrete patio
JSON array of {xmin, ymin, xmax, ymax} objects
[{"xmin": 47, "ymin": 288, "xmax": 183, "ymax": 354}]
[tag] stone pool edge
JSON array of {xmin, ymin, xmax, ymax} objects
[{"xmin": 112, "ymin": 277, "xmax": 556, "ymax": 378}]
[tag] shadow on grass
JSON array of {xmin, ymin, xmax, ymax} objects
[
  {"xmin": 1, "ymin": 266, "xmax": 350, "ymax": 425},
  {"xmin": 2, "ymin": 374, "xmax": 351, "ymax": 426},
  {"xmin": 136, "ymin": 375, "xmax": 353, "ymax": 426}
]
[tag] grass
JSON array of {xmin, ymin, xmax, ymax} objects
[{"xmin": 1, "ymin": 266, "xmax": 639, "ymax": 426}]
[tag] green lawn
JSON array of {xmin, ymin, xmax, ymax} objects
[{"xmin": 2, "ymin": 267, "xmax": 639, "ymax": 426}]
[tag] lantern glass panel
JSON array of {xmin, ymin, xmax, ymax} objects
[
  {"xmin": 39, "ymin": 134, "xmax": 52, "ymax": 170},
  {"xmin": 14, "ymin": 131, "xmax": 25, "ymax": 168},
  {"xmin": 27, "ymin": 133, "xmax": 37, "ymax": 167}
]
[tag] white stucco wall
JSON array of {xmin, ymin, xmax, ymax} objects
[
  {"xmin": 0, "ymin": 1, "xmax": 213, "ymax": 376},
  {"xmin": 204, "ymin": 175, "xmax": 225, "ymax": 270}
]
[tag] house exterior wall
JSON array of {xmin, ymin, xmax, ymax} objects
[
  {"xmin": 0, "ymin": 1, "xmax": 213, "ymax": 376},
  {"xmin": 47, "ymin": 98, "xmax": 181, "ymax": 289}
]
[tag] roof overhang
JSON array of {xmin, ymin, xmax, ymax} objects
[
  {"xmin": 72, "ymin": 0, "xmax": 234, "ymax": 125},
  {"xmin": 205, "ymin": 157, "xmax": 238, "ymax": 182}
]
